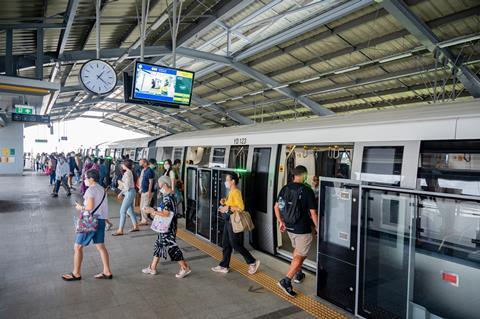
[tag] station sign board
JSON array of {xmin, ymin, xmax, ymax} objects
[
  {"xmin": 11, "ymin": 112, "xmax": 50, "ymax": 124},
  {"xmin": 14, "ymin": 105, "xmax": 34, "ymax": 115}
]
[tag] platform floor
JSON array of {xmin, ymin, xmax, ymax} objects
[{"xmin": 0, "ymin": 173, "xmax": 351, "ymax": 319}]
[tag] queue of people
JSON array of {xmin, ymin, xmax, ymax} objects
[{"xmin": 48, "ymin": 151, "xmax": 317, "ymax": 298}]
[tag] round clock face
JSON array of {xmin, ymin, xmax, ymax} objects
[{"xmin": 79, "ymin": 59, "xmax": 117, "ymax": 95}]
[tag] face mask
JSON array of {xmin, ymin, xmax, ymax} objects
[
  {"xmin": 149, "ymin": 164, "xmax": 155, "ymax": 169},
  {"xmin": 224, "ymin": 181, "xmax": 231, "ymax": 189},
  {"xmin": 164, "ymin": 164, "xmax": 170, "ymax": 170},
  {"xmin": 84, "ymin": 179, "xmax": 91, "ymax": 187}
]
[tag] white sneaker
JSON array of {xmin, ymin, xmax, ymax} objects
[
  {"xmin": 211, "ymin": 266, "xmax": 229, "ymax": 274},
  {"xmin": 142, "ymin": 266, "xmax": 157, "ymax": 275},
  {"xmin": 175, "ymin": 267, "xmax": 192, "ymax": 279},
  {"xmin": 248, "ymin": 260, "xmax": 261, "ymax": 275}
]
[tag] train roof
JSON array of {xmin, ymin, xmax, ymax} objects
[
  {"xmin": 153, "ymin": 99, "xmax": 480, "ymax": 147},
  {"xmin": 105, "ymin": 137, "xmax": 154, "ymax": 149}
]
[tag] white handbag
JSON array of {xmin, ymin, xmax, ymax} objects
[{"xmin": 150, "ymin": 212, "xmax": 174, "ymax": 233}]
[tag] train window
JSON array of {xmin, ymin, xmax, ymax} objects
[
  {"xmin": 417, "ymin": 140, "xmax": 480, "ymax": 196},
  {"xmin": 211, "ymin": 148, "xmax": 226, "ymax": 167},
  {"xmin": 186, "ymin": 146, "xmax": 211, "ymax": 167},
  {"xmin": 173, "ymin": 148, "xmax": 183, "ymax": 161},
  {"xmin": 135, "ymin": 148, "xmax": 143, "ymax": 161},
  {"xmin": 361, "ymin": 146, "xmax": 403, "ymax": 186},
  {"xmin": 228, "ymin": 146, "xmax": 248, "ymax": 170},
  {"xmin": 163, "ymin": 147, "xmax": 173, "ymax": 161}
]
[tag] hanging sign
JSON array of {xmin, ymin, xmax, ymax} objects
[
  {"xmin": 35, "ymin": 139, "xmax": 48, "ymax": 143},
  {"xmin": 12, "ymin": 113, "xmax": 50, "ymax": 124},
  {"xmin": 14, "ymin": 105, "xmax": 34, "ymax": 115},
  {"xmin": 61, "ymin": 136, "xmax": 68, "ymax": 141}
]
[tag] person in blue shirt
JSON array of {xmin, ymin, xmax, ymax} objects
[
  {"xmin": 99, "ymin": 158, "xmax": 107, "ymax": 188},
  {"xmin": 138, "ymin": 158, "xmax": 155, "ymax": 226}
]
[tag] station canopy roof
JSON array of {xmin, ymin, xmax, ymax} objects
[{"xmin": 1, "ymin": 0, "xmax": 479, "ymax": 136}]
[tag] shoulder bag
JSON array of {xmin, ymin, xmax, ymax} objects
[
  {"xmin": 231, "ymin": 209, "xmax": 255, "ymax": 233},
  {"xmin": 76, "ymin": 191, "xmax": 106, "ymax": 233}
]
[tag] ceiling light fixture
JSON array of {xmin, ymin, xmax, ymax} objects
[
  {"xmin": 333, "ymin": 66, "xmax": 360, "ymax": 75},
  {"xmin": 299, "ymin": 76, "xmax": 320, "ymax": 84},
  {"xmin": 273, "ymin": 84, "xmax": 289, "ymax": 89},
  {"xmin": 438, "ymin": 34, "xmax": 480, "ymax": 48},
  {"xmin": 249, "ymin": 91, "xmax": 263, "ymax": 96},
  {"xmin": 379, "ymin": 52, "xmax": 413, "ymax": 64}
]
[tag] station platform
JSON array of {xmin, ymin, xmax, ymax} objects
[{"xmin": 0, "ymin": 173, "xmax": 351, "ymax": 319}]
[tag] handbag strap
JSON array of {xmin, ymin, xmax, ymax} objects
[{"xmin": 87, "ymin": 191, "xmax": 106, "ymax": 216}]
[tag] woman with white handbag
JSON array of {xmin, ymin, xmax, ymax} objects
[
  {"xmin": 211, "ymin": 173, "xmax": 260, "ymax": 275},
  {"xmin": 142, "ymin": 175, "xmax": 191, "ymax": 279}
]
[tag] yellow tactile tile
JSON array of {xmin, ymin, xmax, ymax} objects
[{"xmin": 176, "ymin": 228, "xmax": 347, "ymax": 319}]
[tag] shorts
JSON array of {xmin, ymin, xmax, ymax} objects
[
  {"xmin": 75, "ymin": 219, "xmax": 106, "ymax": 246},
  {"xmin": 287, "ymin": 232, "xmax": 313, "ymax": 257}
]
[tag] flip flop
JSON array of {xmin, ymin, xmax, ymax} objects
[
  {"xmin": 129, "ymin": 228, "xmax": 140, "ymax": 233},
  {"xmin": 112, "ymin": 232, "xmax": 124, "ymax": 236},
  {"xmin": 94, "ymin": 273, "xmax": 113, "ymax": 280},
  {"xmin": 62, "ymin": 273, "xmax": 81, "ymax": 281}
]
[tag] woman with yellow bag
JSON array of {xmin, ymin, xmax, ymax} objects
[{"xmin": 211, "ymin": 173, "xmax": 260, "ymax": 275}]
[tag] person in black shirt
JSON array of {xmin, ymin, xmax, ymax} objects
[{"xmin": 274, "ymin": 165, "xmax": 318, "ymax": 297}]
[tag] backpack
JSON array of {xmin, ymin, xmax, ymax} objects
[{"xmin": 280, "ymin": 185, "xmax": 304, "ymax": 225}]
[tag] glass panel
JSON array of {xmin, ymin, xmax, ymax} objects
[
  {"xmin": 252, "ymin": 148, "xmax": 271, "ymax": 214},
  {"xmin": 197, "ymin": 170, "xmax": 211, "ymax": 239},
  {"xmin": 155, "ymin": 147, "xmax": 163, "ymax": 161},
  {"xmin": 359, "ymin": 188, "xmax": 413, "ymax": 319},
  {"xmin": 413, "ymin": 195, "xmax": 480, "ymax": 319},
  {"xmin": 163, "ymin": 147, "xmax": 173, "ymax": 161},
  {"xmin": 361, "ymin": 146, "xmax": 404, "ymax": 186},
  {"xmin": 324, "ymin": 186, "xmax": 352, "ymax": 249}
]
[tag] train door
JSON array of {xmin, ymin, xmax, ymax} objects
[
  {"xmin": 246, "ymin": 145, "xmax": 278, "ymax": 254},
  {"xmin": 317, "ymin": 178, "xmax": 360, "ymax": 313}
]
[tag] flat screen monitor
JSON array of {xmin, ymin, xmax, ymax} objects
[
  {"xmin": 123, "ymin": 72, "xmax": 176, "ymax": 109},
  {"xmin": 132, "ymin": 61, "xmax": 194, "ymax": 106}
]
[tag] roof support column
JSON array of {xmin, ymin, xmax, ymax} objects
[{"xmin": 5, "ymin": 29, "xmax": 13, "ymax": 76}]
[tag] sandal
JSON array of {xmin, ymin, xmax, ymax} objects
[
  {"xmin": 129, "ymin": 228, "xmax": 140, "ymax": 233},
  {"xmin": 94, "ymin": 273, "xmax": 113, "ymax": 280},
  {"xmin": 112, "ymin": 232, "xmax": 124, "ymax": 236},
  {"xmin": 62, "ymin": 273, "xmax": 81, "ymax": 281}
]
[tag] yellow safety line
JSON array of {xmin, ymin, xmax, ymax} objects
[
  {"xmin": 176, "ymin": 228, "xmax": 347, "ymax": 319},
  {"xmin": 0, "ymin": 84, "xmax": 50, "ymax": 94}
]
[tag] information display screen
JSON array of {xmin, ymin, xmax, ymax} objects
[{"xmin": 132, "ymin": 62, "xmax": 194, "ymax": 106}]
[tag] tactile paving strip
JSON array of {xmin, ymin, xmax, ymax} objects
[{"xmin": 176, "ymin": 228, "xmax": 347, "ymax": 319}]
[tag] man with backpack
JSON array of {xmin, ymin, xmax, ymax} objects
[{"xmin": 274, "ymin": 165, "xmax": 318, "ymax": 297}]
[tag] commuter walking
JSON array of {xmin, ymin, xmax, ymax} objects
[
  {"xmin": 112, "ymin": 159, "xmax": 139, "ymax": 235},
  {"xmin": 81, "ymin": 157, "xmax": 93, "ymax": 194},
  {"xmin": 142, "ymin": 176, "xmax": 191, "ymax": 278},
  {"xmin": 148, "ymin": 159, "xmax": 159, "ymax": 208},
  {"xmin": 52, "ymin": 156, "xmax": 71, "ymax": 197},
  {"xmin": 274, "ymin": 165, "xmax": 318, "ymax": 297},
  {"xmin": 211, "ymin": 173, "xmax": 260, "ymax": 275},
  {"xmin": 99, "ymin": 158, "xmax": 107, "ymax": 187},
  {"xmin": 138, "ymin": 159, "xmax": 155, "ymax": 226},
  {"xmin": 62, "ymin": 169, "xmax": 113, "ymax": 281},
  {"xmin": 67, "ymin": 152, "xmax": 78, "ymax": 189},
  {"xmin": 48, "ymin": 155, "xmax": 57, "ymax": 185}
]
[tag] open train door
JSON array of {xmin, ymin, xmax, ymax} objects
[{"xmin": 246, "ymin": 145, "xmax": 278, "ymax": 254}]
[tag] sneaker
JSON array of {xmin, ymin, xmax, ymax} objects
[
  {"xmin": 248, "ymin": 260, "xmax": 260, "ymax": 275},
  {"xmin": 277, "ymin": 278, "xmax": 297, "ymax": 297},
  {"xmin": 211, "ymin": 266, "xmax": 229, "ymax": 274},
  {"xmin": 175, "ymin": 267, "xmax": 192, "ymax": 279},
  {"xmin": 142, "ymin": 266, "xmax": 157, "ymax": 275},
  {"xmin": 66, "ymin": 193, "xmax": 72, "ymax": 197},
  {"xmin": 51, "ymin": 193, "xmax": 58, "ymax": 197},
  {"xmin": 293, "ymin": 271, "xmax": 305, "ymax": 284}
]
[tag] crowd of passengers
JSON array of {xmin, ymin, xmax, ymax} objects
[{"xmin": 36, "ymin": 152, "xmax": 318, "ymax": 297}]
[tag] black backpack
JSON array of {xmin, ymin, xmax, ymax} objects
[{"xmin": 280, "ymin": 185, "xmax": 304, "ymax": 224}]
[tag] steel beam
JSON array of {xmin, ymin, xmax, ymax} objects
[
  {"xmin": 56, "ymin": 0, "xmax": 80, "ymax": 55},
  {"xmin": 382, "ymin": 0, "xmax": 480, "ymax": 97},
  {"xmin": 101, "ymin": 118, "xmax": 157, "ymax": 136},
  {"xmin": 234, "ymin": 0, "xmax": 373, "ymax": 62},
  {"xmin": 191, "ymin": 95, "xmax": 254, "ymax": 125},
  {"xmin": 230, "ymin": 61, "xmax": 334, "ymax": 116}
]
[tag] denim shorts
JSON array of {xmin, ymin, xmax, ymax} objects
[{"xmin": 75, "ymin": 219, "xmax": 106, "ymax": 246}]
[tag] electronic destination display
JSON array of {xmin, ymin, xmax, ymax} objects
[{"xmin": 132, "ymin": 61, "xmax": 195, "ymax": 106}]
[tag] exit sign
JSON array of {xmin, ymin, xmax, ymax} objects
[{"xmin": 15, "ymin": 105, "xmax": 34, "ymax": 115}]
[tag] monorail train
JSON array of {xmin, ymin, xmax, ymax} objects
[{"xmin": 83, "ymin": 100, "xmax": 480, "ymax": 319}]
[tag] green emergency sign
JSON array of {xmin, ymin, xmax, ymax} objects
[{"xmin": 15, "ymin": 106, "xmax": 34, "ymax": 115}]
